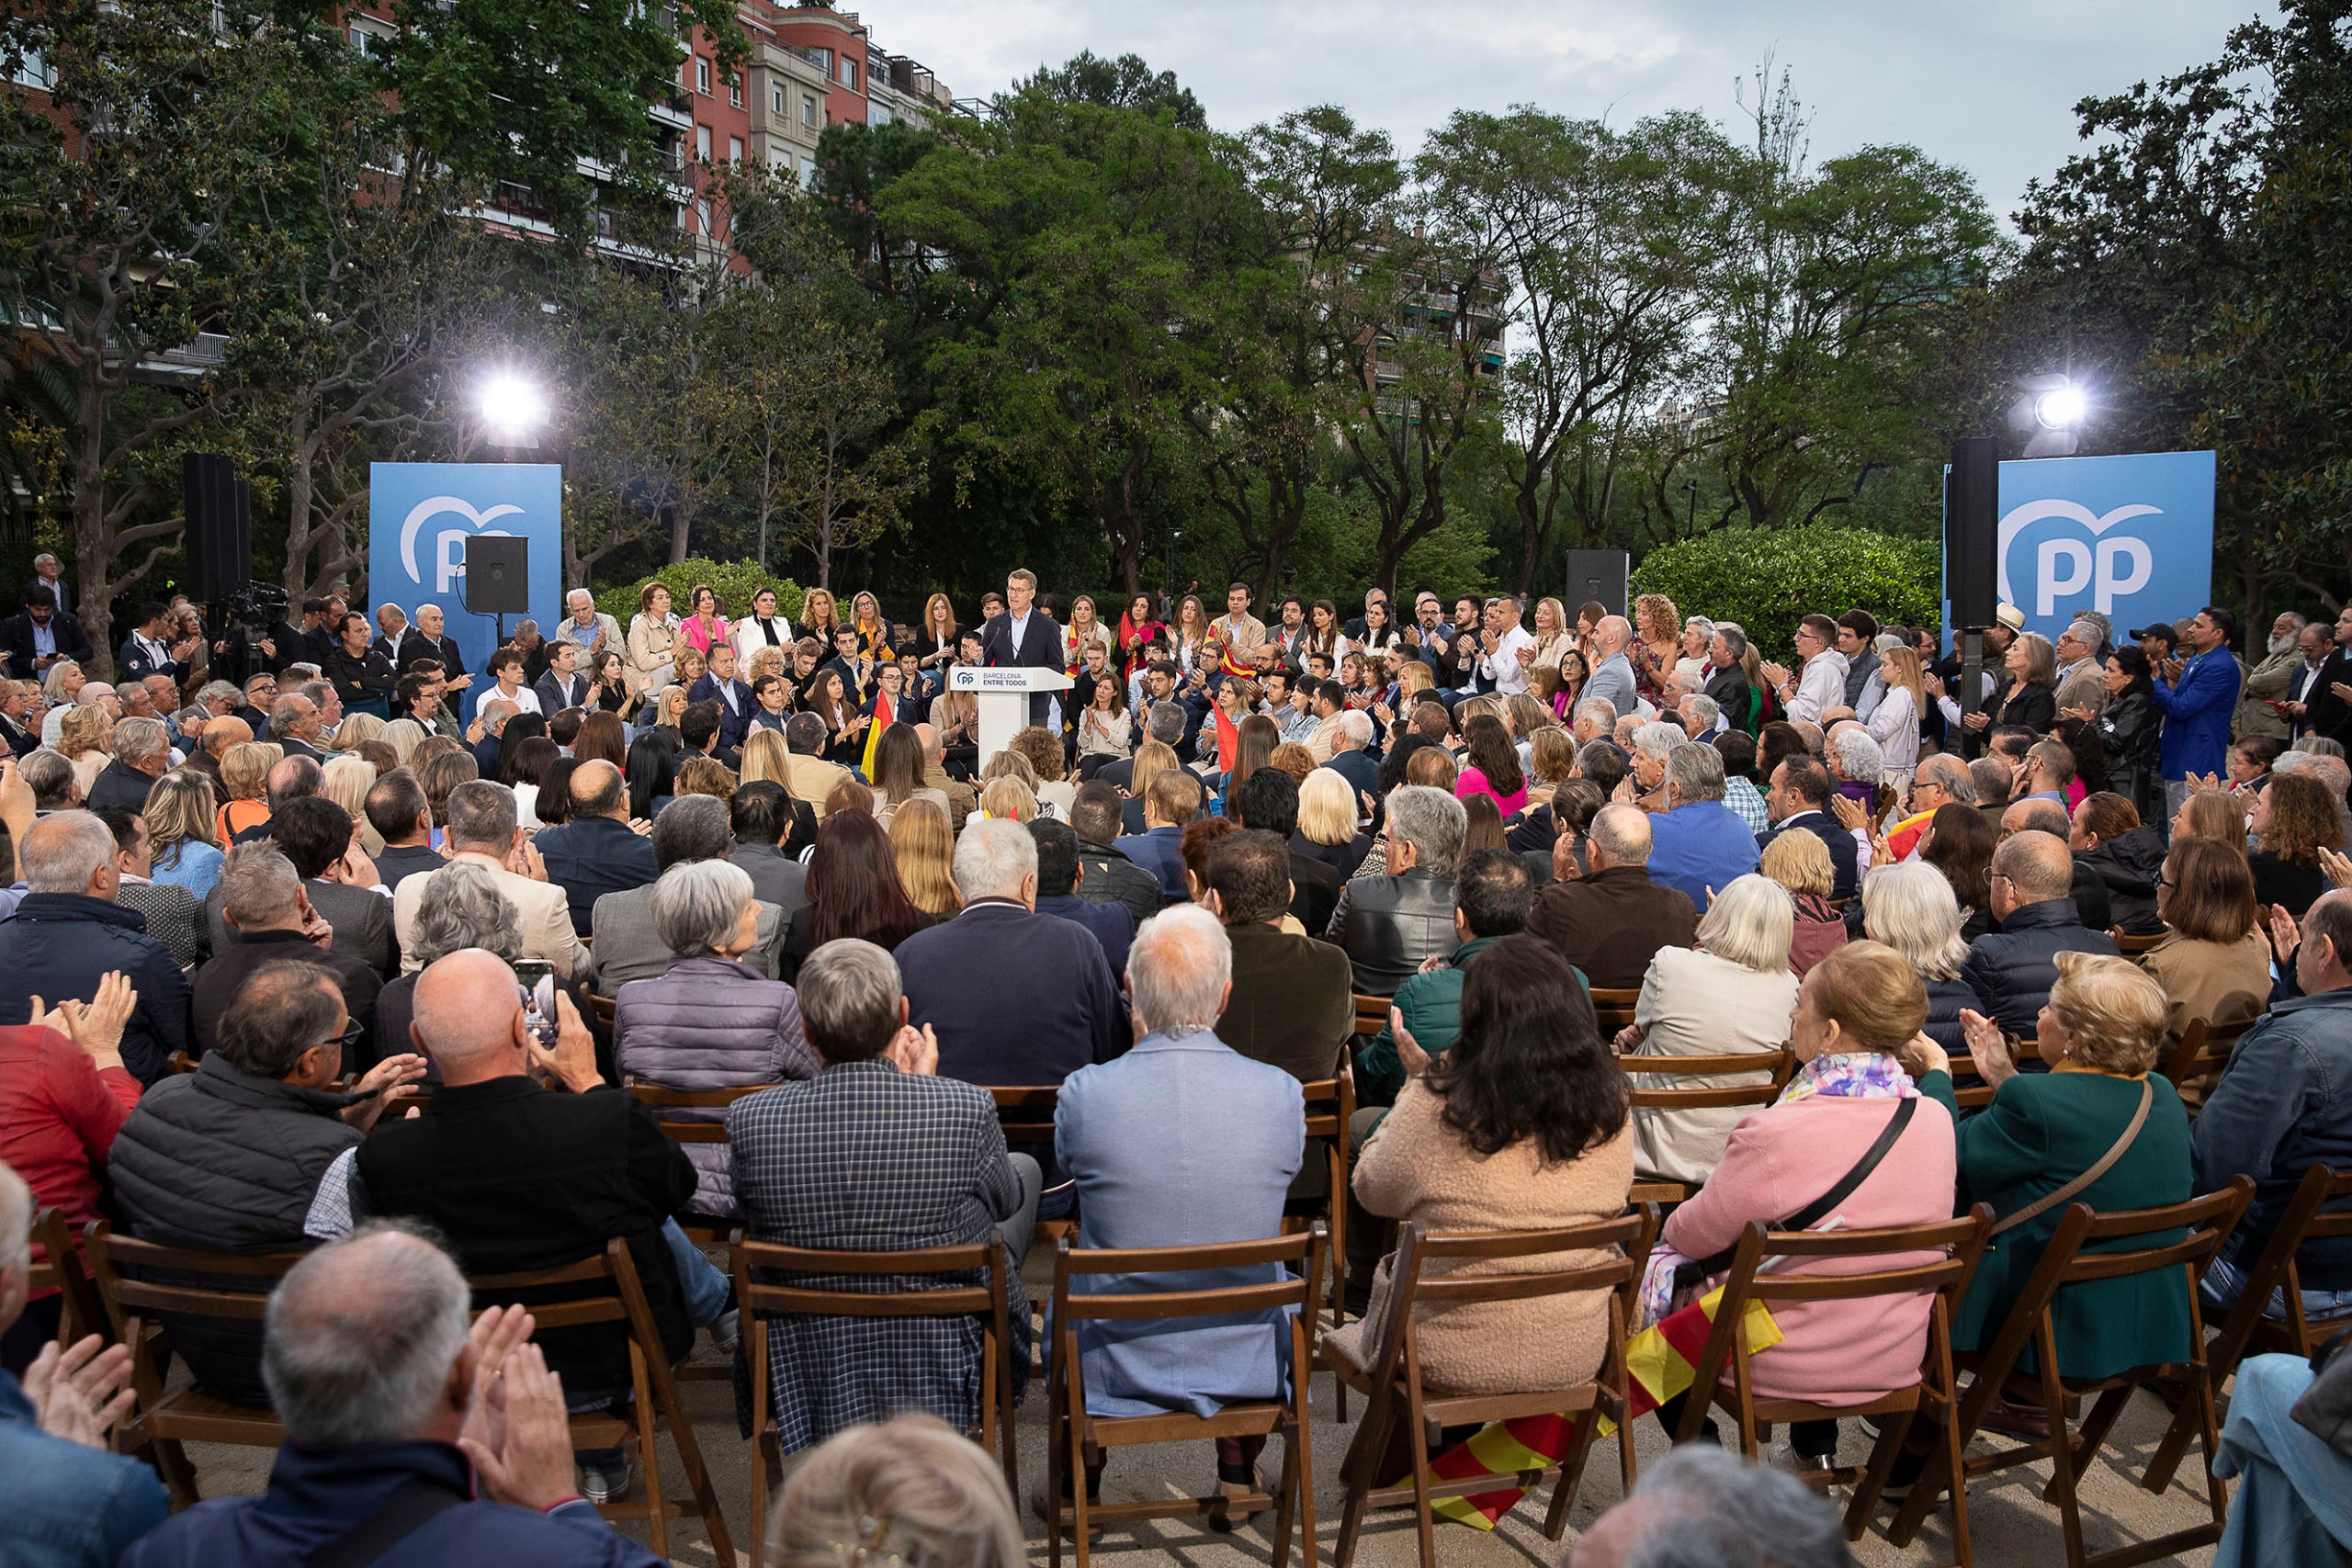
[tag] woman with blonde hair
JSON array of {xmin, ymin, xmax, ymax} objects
[
  {"xmin": 1761, "ymin": 829, "xmax": 1846, "ymax": 977},
  {"xmin": 738, "ymin": 728, "xmax": 791, "ymax": 787},
  {"xmin": 889, "ymin": 796, "xmax": 962, "ymax": 919},
  {"xmin": 763, "ymin": 1414, "xmax": 1023, "ymax": 1568},
  {"xmin": 59, "ymin": 705, "xmax": 113, "ymax": 795},
  {"xmin": 743, "ymin": 643, "xmax": 786, "ymax": 693},
  {"xmin": 848, "ymin": 591, "xmax": 895, "ymax": 660},
  {"xmin": 330, "ymin": 711, "xmax": 385, "ymax": 754},
  {"xmin": 625, "ymin": 581, "xmax": 681, "ymax": 693},
  {"xmin": 1994, "ymin": 631, "xmax": 2059, "ymax": 734},
  {"xmin": 321, "ymin": 755, "xmax": 382, "ymax": 854},
  {"xmin": 379, "ymin": 716, "xmax": 424, "ymax": 767},
  {"xmin": 411, "ymin": 734, "xmax": 464, "ymax": 770},
  {"xmin": 675, "ymin": 755, "xmax": 739, "ymax": 800},
  {"xmin": 2172, "ymin": 788, "xmax": 2249, "ymax": 856},
  {"xmin": 1632, "ymin": 592, "xmax": 1681, "ymax": 699},
  {"xmin": 1063, "ymin": 593, "xmax": 1114, "ymax": 672},
  {"xmin": 650, "ymin": 682, "xmax": 692, "ymax": 737},
  {"xmin": 143, "ymin": 771, "xmax": 224, "ymax": 897},
  {"xmin": 1123, "ymin": 739, "xmax": 1178, "ymax": 835},
  {"xmin": 1528, "ymin": 595, "xmax": 1576, "ymax": 671},
  {"xmin": 1294, "ymin": 766, "xmax": 1373, "ymax": 879},
  {"xmin": 978, "ymin": 775, "xmax": 1035, "ymax": 823},
  {"xmin": 215, "ymin": 740, "xmax": 282, "ymax": 842},
  {"xmin": 798, "ymin": 586, "xmax": 841, "ymax": 647},
  {"xmin": 40, "ymin": 660, "xmax": 84, "ymax": 747},
  {"xmin": 1867, "ymin": 645, "xmax": 1924, "ymax": 781}
]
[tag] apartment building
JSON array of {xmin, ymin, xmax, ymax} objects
[{"xmin": 746, "ymin": 5, "xmax": 956, "ymax": 193}]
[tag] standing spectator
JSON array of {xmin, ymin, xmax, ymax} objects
[
  {"xmin": 1324, "ymin": 785, "xmax": 1465, "ymax": 996},
  {"xmin": 2091, "ymin": 648, "xmax": 2165, "ymax": 825},
  {"xmin": 1759, "ymin": 615, "xmax": 1849, "ymax": 728},
  {"xmin": 1961, "ymin": 829, "xmax": 2120, "ymax": 1037},
  {"xmin": 1525, "ymin": 803, "xmax": 1699, "ymax": 989},
  {"xmin": 2151, "ymin": 606, "xmax": 2246, "ymax": 820},
  {"xmin": 1644, "ymin": 742, "xmax": 1760, "ymax": 912}
]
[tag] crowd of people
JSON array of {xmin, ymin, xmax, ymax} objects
[{"xmin": 1, "ymin": 559, "xmax": 2349, "ymax": 1566}]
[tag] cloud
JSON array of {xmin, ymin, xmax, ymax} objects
[{"xmin": 863, "ymin": 0, "xmax": 2256, "ymax": 223}]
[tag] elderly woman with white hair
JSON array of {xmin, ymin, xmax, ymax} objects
[
  {"xmin": 614, "ymin": 858, "xmax": 817, "ymax": 1217},
  {"xmin": 1611, "ymin": 872, "xmax": 1800, "ymax": 1187},
  {"xmin": 1860, "ymin": 859, "xmax": 1979, "ymax": 1053}
]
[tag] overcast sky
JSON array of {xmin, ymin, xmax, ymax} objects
[{"xmin": 866, "ymin": 1, "xmax": 2258, "ymax": 225}]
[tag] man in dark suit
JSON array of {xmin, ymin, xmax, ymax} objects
[
  {"xmin": 364, "ymin": 772, "xmax": 446, "ymax": 894},
  {"xmin": 684, "ymin": 642, "xmax": 756, "ymax": 750},
  {"xmin": 1227, "ymin": 767, "xmax": 1342, "ymax": 936},
  {"xmin": 394, "ymin": 603, "xmax": 471, "ymax": 694},
  {"xmin": 368, "ymin": 603, "xmax": 407, "ymax": 664},
  {"xmin": 1702, "ymin": 625, "xmax": 1753, "ymax": 731},
  {"xmin": 1030, "ymin": 820, "xmax": 1136, "ymax": 978},
  {"xmin": 533, "ymin": 761, "xmax": 659, "ymax": 939},
  {"xmin": 1524, "ymin": 803, "xmax": 1698, "ymax": 990},
  {"xmin": 977, "ymin": 567, "xmax": 1066, "ymax": 727},
  {"xmin": 0, "ymin": 583, "xmax": 95, "ymax": 678},
  {"xmin": 1204, "ymin": 828, "xmax": 1352, "ymax": 1088},
  {"xmin": 1757, "ymin": 755, "xmax": 1860, "ymax": 901},
  {"xmin": 532, "ymin": 637, "xmax": 593, "ymax": 716}
]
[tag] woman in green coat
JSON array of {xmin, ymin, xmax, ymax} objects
[{"xmin": 1906, "ymin": 950, "xmax": 2193, "ymax": 1381}]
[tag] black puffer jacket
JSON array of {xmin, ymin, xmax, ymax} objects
[
  {"xmin": 1922, "ymin": 975, "xmax": 1979, "ymax": 1053},
  {"xmin": 1959, "ymin": 898, "xmax": 2122, "ymax": 1038},
  {"xmin": 2079, "ymin": 825, "xmax": 2168, "ymax": 935},
  {"xmin": 0, "ymin": 894, "xmax": 192, "ymax": 1085},
  {"xmin": 1324, "ymin": 867, "xmax": 1459, "ymax": 996},
  {"xmin": 2098, "ymin": 691, "xmax": 2164, "ymax": 823},
  {"xmin": 108, "ymin": 1055, "xmax": 359, "ymax": 1404}
]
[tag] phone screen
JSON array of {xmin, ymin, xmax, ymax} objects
[{"xmin": 513, "ymin": 960, "xmax": 558, "ymax": 1045}]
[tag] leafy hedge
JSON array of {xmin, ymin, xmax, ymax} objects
[
  {"xmin": 1629, "ymin": 526, "xmax": 1941, "ymax": 658},
  {"xmin": 608, "ymin": 560, "xmax": 808, "ymax": 624}
]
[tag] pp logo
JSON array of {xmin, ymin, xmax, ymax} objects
[
  {"xmin": 1997, "ymin": 500, "xmax": 2158, "ymax": 618},
  {"xmin": 398, "ymin": 496, "xmax": 523, "ymax": 594}
]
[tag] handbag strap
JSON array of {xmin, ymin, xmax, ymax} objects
[
  {"xmin": 1989, "ymin": 1077, "xmax": 2153, "ymax": 1238},
  {"xmin": 306, "ymin": 1475, "xmax": 468, "ymax": 1568},
  {"xmin": 1684, "ymin": 1095, "xmax": 1919, "ymax": 1281}
]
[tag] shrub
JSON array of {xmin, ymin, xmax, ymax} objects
[
  {"xmin": 608, "ymin": 560, "xmax": 807, "ymax": 624},
  {"xmin": 1629, "ymin": 525, "xmax": 1941, "ymax": 658}
]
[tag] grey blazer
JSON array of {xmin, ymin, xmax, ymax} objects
[
  {"xmin": 591, "ymin": 884, "xmax": 784, "ymax": 992},
  {"xmin": 203, "ymin": 877, "xmax": 395, "ymax": 978}
]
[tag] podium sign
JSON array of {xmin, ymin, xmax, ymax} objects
[{"xmin": 949, "ymin": 666, "xmax": 1075, "ymax": 774}]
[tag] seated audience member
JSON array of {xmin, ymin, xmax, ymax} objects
[
  {"xmin": 1658, "ymin": 941, "xmax": 1957, "ymax": 1462},
  {"xmin": 592, "ymin": 795, "xmax": 784, "ymax": 991},
  {"xmin": 1204, "ymin": 828, "xmax": 1354, "ymax": 1092},
  {"xmin": 1758, "ymin": 754, "xmax": 1860, "ymax": 901},
  {"xmin": 1524, "ymin": 803, "xmax": 1699, "ymax": 990},
  {"xmin": 1760, "ymin": 828, "xmax": 1847, "ymax": 977},
  {"xmin": 1228, "ymin": 767, "xmax": 1342, "ymax": 934},
  {"xmin": 777, "ymin": 808, "xmax": 933, "ymax": 983},
  {"xmin": 1645, "ymin": 742, "xmax": 1760, "ymax": 911},
  {"xmin": 761, "ymin": 1414, "xmax": 1025, "ymax": 1568},
  {"xmin": 0, "ymin": 811, "xmax": 191, "ymax": 1086},
  {"xmin": 614, "ymin": 859, "xmax": 817, "ymax": 1217},
  {"xmin": 1053, "ymin": 905, "xmax": 1306, "ymax": 1511},
  {"xmin": 2070, "ymin": 791, "xmax": 2167, "ymax": 935},
  {"xmin": 2249, "ymin": 771, "xmax": 2337, "ymax": 919},
  {"xmin": 532, "ymin": 760, "xmax": 659, "ymax": 938},
  {"xmin": 1326, "ymin": 938, "xmax": 1633, "ymax": 1401},
  {"xmin": 83, "ymin": 716, "xmax": 169, "ymax": 816},
  {"xmin": 1909, "ymin": 953, "xmax": 2191, "ymax": 1391},
  {"xmin": 728, "ymin": 780, "xmax": 810, "ymax": 920},
  {"xmin": 725, "ymin": 941, "xmax": 1041, "ymax": 1454},
  {"xmin": 2193, "ymin": 891, "xmax": 2352, "ymax": 1321},
  {"xmin": 109, "ymin": 963, "xmax": 422, "ymax": 1404},
  {"xmin": 2142, "ymin": 836, "xmax": 2272, "ymax": 1060},
  {"xmin": 2002, "ymin": 796, "xmax": 2113, "ymax": 931},
  {"xmin": 1859, "ymin": 860, "xmax": 1979, "ymax": 1054},
  {"xmin": 1114, "ymin": 768, "xmax": 1203, "ymax": 905},
  {"xmin": 192, "ymin": 841, "xmax": 382, "ymax": 1061},
  {"xmin": 365, "ymin": 771, "xmax": 444, "ymax": 892},
  {"xmin": 1961, "ymin": 829, "xmax": 2120, "ymax": 1038},
  {"xmin": 214, "ymin": 795, "xmax": 393, "ymax": 977},
  {"xmin": 1069, "ymin": 781, "xmax": 1161, "ymax": 927},
  {"xmin": 1614, "ymin": 873, "xmax": 1800, "ymax": 1188},
  {"xmin": 392, "ymin": 781, "xmax": 586, "ymax": 979},
  {"xmin": 782, "ymin": 712, "xmax": 851, "ymax": 818},
  {"xmin": 96, "ymin": 805, "xmax": 207, "ymax": 969},
  {"xmin": 355, "ymin": 949, "xmax": 731, "ymax": 1502},
  {"xmin": 0, "ymin": 1158, "xmax": 169, "ymax": 1565},
  {"xmin": 115, "ymin": 1224, "xmax": 670, "ymax": 1568},
  {"xmin": 890, "ymin": 797, "xmax": 963, "ymax": 920},
  {"xmin": 1358, "ymin": 847, "xmax": 1545, "ymax": 1109},
  {"xmin": 1575, "ymin": 1444, "xmax": 1854, "ymax": 1568},
  {"xmin": 1293, "ymin": 766, "xmax": 1374, "ymax": 882},
  {"xmin": 1030, "ymin": 819, "xmax": 1135, "ymax": 976},
  {"xmin": 1325, "ymin": 785, "xmax": 1466, "ymax": 996}
]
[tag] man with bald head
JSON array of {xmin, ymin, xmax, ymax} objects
[
  {"xmin": 1999, "ymin": 796, "xmax": 2112, "ymax": 931},
  {"xmin": 531, "ymin": 760, "xmax": 658, "ymax": 938},
  {"xmin": 1583, "ymin": 615, "xmax": 1638, "ymax": 719},
  {"xmin": 187, "ymin": 712, "xmax": 250, "ymax": 786},
  {"xmin": 1960, "ymin": 829, "xmax": 2120, "ymax": 1037},
  {"xmin": 1524, "ymin": 801, "xmax": 1697, "ymax": 989},
  {"xmin": 355, "ymin": 949, "xmax": 729, "ymax": 1495}
]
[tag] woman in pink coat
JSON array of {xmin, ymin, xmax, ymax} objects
[{"xmin": 1657, "ymin": 940, "xmax": 1957, "ymax": 1461}]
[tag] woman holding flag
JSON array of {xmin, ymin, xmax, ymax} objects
[{"xmin": 858, "ymin": 659, "xmax": 910, "ymax": 777}]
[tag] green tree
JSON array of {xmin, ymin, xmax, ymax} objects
[{"xmin": 1013, "ymin": 51, "xmax": 1207, "ymax": 130}]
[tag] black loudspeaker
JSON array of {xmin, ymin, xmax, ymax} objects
[
  {"xmin": 464, "ymin": 536, "xmax": 531, "ymax": 616},
  {"xmin": 1945, "ymin": 436, "xmax": 1999, "ymax": 630},
  {"xmin": 1561, "ymin": 550, "xmax": 1630, "ymax": 616},
  {"xmin": 183, "ymin": 453, "xmax": 251, "ymax": 604}
]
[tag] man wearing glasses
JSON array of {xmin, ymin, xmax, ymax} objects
[
  {"xmin": 1759, "ymin": 614, "xmax": 1850, "ymax": 728},
  {"xmin": 1883, "ymin": 753, "xmax": 1976, "ymax": 861},
  {"xmin": 1957, "ymin": 827, "xmax": 2120, "ymax": 1039}
]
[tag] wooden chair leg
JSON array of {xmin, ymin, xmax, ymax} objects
[
  {"xmin": 631, "ymin": 1347, "xmax": 667, "ymax": 1561},
  {"xmin": 1330, "ymin": 1384, "xmax": 1384, "ymax": 1568},
  {"xmin": 1046, "ymin": 1358, "xmax": 1068, "ymax": 1568},
  {"xmin": 2033, "ymin": 1331, "xmax": 2089, "ymax": 1568},
  {"xmin": 750, "ymin": 1435, "xmax": 771, "ymax": 1568},
  {"xmin": 654, "ymin": 1366, "xmax": 732, "ymax": 1564},
  {"xmin": 2043, "ymin": 1383, "xmax": 2130, "ymax": 1506},
  {"xmin": 1406, "ymin": 1385, "xmax": 1439, "ymax": 1568},
  {"xmin": 1544, "ymin": 1411, "xmax": 1601, "ymax": 1540},
  {"xmin": 1944, "ymin": 1393, "xmax": 1974, "ymax": 1568},
  {"xmin": 150, "ymin": 1436, "xmax": 199, "ymax": 1508},
  {"xmin": 1272, "ymin": 1418, "xmax": 1299, "ymax": 1568},
  {"xmin": 1843, "ymin": 1405, "xmax": 1907, "ymax": 1540}
]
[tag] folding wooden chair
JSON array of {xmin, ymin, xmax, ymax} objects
[
  {"xmin": 1674, "ymin": 1209, "xmax": 1994, "ymax": 1566},
  {"xmin": 1618, "ymin": 1048, "xmax": 1795, "ymax": 1204},
  {"xmin": 989, "ymin": 1084, "xmax": 1073, "ymax": 1242},
  {"xmin": 1290, "ymin": 1076, "xmax": 1355, "ymax": 1325},
  {"xmin": 1945, "ymin": 1038, "xmax": 2044, "ymax": 1111},
  {"xmin": 1351, "ymin": 993, "xmax": 1388, "ymax": 1042},
  {"xmin": 1046, "ymin": 1224, "xmax": 1328, "ymax": 1568},
  {"xmin": 1320, "ymin": 1210, "xmax": 1658, "ymax": 1568},
  {"xmin": 28, "ymin": 1206, "xmax": 106, "ymax": 1350},
  {"xmin": 2111, "ymin": 929, "xmax": 2165, "ymax": 958},
  {"xmin": 624, "ymin": 1078, "xmax": 771, "ymax": 1245},
  {"xmin": 1587, "ymin": 987, "xmax": 1641, "ymax": 1033},
  {"xmin": 586, "ymin": 991, "xmax": 618, "ymax": 1028},
  {"xmin": 469, "ymin": 1238, "xmax": 733, "ymax": 1563},
  {"xmin": 2157, "ymin": 1015, "xmax": 2256, "ymax": 1110},
  {"xmin": 2143, "ymin": 1162, "xmax": 2352, "ymax": 1490},
  {"xmin": 1887, "ymin": 1179, "xmax": 2256, "ymax": 1568},
  {"xmin": 85, "ymin": 1221, "xmax": 301, "ymax": 1506},
  {"xmin": 733, "ymin": 1235, "xmax": 1022, "ymax": 1566}
]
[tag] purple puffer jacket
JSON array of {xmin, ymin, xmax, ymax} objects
[{"xmin": 613, "ymin": 954, "xmax": 817, "ymax": 1215}]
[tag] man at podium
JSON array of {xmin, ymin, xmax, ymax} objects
[{"xmin": 978, "ymin": 567, "xmax": 1067, "ymax": 727}]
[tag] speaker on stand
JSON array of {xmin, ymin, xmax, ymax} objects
[
  {"xmin": 462, "ymin": 536, "xmax": 531, "ymax": 645},
  {"xmin": 1945, "ymin": 436, "xmax": 2001, "ymax": 746}
]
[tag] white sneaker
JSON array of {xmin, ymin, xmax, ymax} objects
[{"xmin": 582, "ymin": 1455, "xmax": 635, "ymax": 1505}]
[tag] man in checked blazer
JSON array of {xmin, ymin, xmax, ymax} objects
[{"xmin": 726, "ymin": 938, "xmax": 1042, "ymax": 1454}]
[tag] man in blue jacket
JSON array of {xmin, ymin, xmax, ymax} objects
[
  {"xmin": 530, "ymin": 761, "xmax": 657, "ymax": 938},
  {"xmin": 1646, "ymin": 742, "xmax": 1760, "ymax": 911},
  {"xmin": 2148, "ymin": 605, "xmax": 2245, "ymax": 820},
  {"xmin": 119, "ymin": 1224, "xmax": 669, "ymax": 1568}
]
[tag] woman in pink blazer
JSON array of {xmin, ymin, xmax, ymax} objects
[
  {"xmin": 1658, "ymin": 940, "xmax": 1957, "ymax": 1460},
  {"xmin": 679, "ymin": 582, "xmax": 732, "ymax": 660}
]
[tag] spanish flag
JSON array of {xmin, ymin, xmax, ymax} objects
[
  {"xmin": 1405, "ymin": 1288, "xmax": 1784, "ymax": 1530},
  {"xmin": 860, "ymin": 689, "xmax": 896, "ymax": 779}
]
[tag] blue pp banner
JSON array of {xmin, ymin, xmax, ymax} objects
[
  {"xmin": 1946, "ymin": 450, "xmax": 2215, "ymax": 643},
  {"xmin": 368, "ymin": 462, "xmax": 562, "ymax": 716}
]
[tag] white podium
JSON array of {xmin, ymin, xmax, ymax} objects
[{"xmin": 950, "ymin": 665, "xmax": 1074, "ymax": 773}]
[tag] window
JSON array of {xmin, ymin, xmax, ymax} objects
[
  {"xmin": 840, "ymin": 56, "xmax": 855, "ymax": 90},
  {"xmin": 729, "ymin": 73, "xmax": 742, "ymax": 107},
  {"xmin": 728, "ymin": 135, "xmax": 743, "ymax": 164},
  {"xmin": 347, "ymin": 19, "xmax": 392, "ymax": 55},
  {"xmin": 800, "ymin": 94, "xmax": 818, "ymax": 128},
  {"xmin": 696, "ymin": 198, "xmax": 711, "ymax": 235},
  {"xmin": 800, "ymin": 154, "xmax": 818, "ymax": 189},
  {"xmin": 772, "ymin": 84, "xmax": 784, "ymax": 115},
  {"xmin": 694, "ymin": 56, "xmax": 710, "ymax": 94},
  {"xmin": 869, "ymin": 102, "xmax": 892, "ymax": 127},
  {"xmin": 12, "ymin": 49, "xmax": 53, "ymax": 88},
  {"xmin": 695, "ymin": 123, "xmax": 711, "ymax": 160}
]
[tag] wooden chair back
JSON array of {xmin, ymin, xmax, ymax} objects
[
  {"xmin": 1587, "ymin": 987, "xmax": 1641, "ymax": 1032},
  {"xmin": 1325, "ymin": 1210, "xmax": 1658, "ymax": 1568},
  {"xmin": 165, "ymin": 1051, "xmax": 198, "ymax": 1076},
  {"xmin": 734, "ymin": 1235, "xmax": 1019, "ymax": 1564},
  {"xmin": 1619, "ymin": 1047, "xmax": 1796, "ymax": 1111},
  {"xmin": 1947, "ymin": 1037, "xmax": 2044, "ymax": 1110},
  {"xmin": 625, "ymin": 1077, "xmax": 771, "ymax": 1145},
  {"xmin": 1046, "ymin": 1226, "xmax": 1328, "ymax": 1568},
  {"xmin": 1296, "ymin": 1075, "xmax": 1355, "ymax": 1324},
  {"xmin": 1351, "ymin": 992, "xmax": 1388, "ymax": 1040},
  {"xmin": 2159, "ymin": 1014, "xmax": 2257, "ymax": 1104},
  {"xmin": 2112, "ymin": 929, "xmax": 2165, "ymax": 958},
  {"xmin": 988, "ymin": 1084, "xmax": 1072, "ymax": 1243},
  {"xmin": 587, "ymin": 991, "xmax": 618, "ymax": 1027},
  {"xmin": 28, "ymin": 1206, "xmax": 106, "ymax": 1350}
]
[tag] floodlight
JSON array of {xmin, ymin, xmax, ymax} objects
[{"xmin": 478, "ymin": 373, "xmax": 548, "ymax": 440}]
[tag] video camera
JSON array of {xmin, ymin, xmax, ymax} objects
[{"xmin": 212, "ymin": 581, "xmax": 288, "ymax": 684}]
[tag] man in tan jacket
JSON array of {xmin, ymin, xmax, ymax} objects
[
  {"xmin": 782, "ymin": 711, "xmax": 850, "ymax": 818},
  {"xmin": 391, "ymin": 780, "xmax": 586, "ymax": 979}
]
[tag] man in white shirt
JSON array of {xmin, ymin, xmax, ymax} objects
[
  {"xmin": 1761, "ymin": 615, "xmax": 1849, "ymax": 727},
  {"xmin": 1476, "ymin": 594, "xmax": 1536, "ymax": 697},
  {"xmin": 732, "ymin": 587, "xmax": 795, "ymax": 663},
  {"xmin": 483, "ymin": 648, "xmax": 540, "ymax": 716}
]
